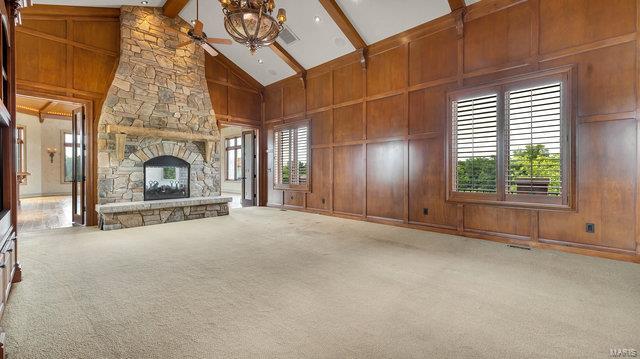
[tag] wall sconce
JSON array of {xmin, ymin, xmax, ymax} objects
[{"xmin": 47, "ymin": 147, "xmax": 57, "ymax": 163}]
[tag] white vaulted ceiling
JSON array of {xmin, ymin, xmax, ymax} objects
[
  {"xmin": 274, "ymin": 0, "xmax": 355, "ymax": 69},
  {"xmin": 178, "ymin": 0, "xmax": 296, "ymax": 85},
  {"xmin": 336, "ymin": 0, "xmax": 451, "ymax": 45},
  {"xmin": 31, "ymin": 0, "xmax": 462, "ymax": 85}
]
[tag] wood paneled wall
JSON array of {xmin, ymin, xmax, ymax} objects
[
  {"xmin": 16, "ymin": 5, "xmax": 121, "ymax": 226},
  {"xmin": 204, "ymin": 53, "xmax": 262, "ymax": 128},
  {"xmin": 16, "ymin": 5, "xmax": 120, "ymax": 101},
  {"xmin": 264, "ymin": 0, "xmax": 640, "ymax": 263}
]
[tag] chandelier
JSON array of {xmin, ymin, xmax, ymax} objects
[{"xmin": 219, "ymin": 0, "xmax": 287, "ymax": 54}]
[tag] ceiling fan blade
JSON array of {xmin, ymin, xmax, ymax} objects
[
  {"xmin": 201, "ymin": 43, "xmax": 218, "ymax": 57},
  {"xmin": 194, "ymin": 20, "xmax": 204, "ymax": 37},
  {"xmin": 207, "ymin": 38, "xmax": 233, "ymax": 45},
  {"xmin": 177, "ymin": 40, "xmax": 193, "ymax": 48}
]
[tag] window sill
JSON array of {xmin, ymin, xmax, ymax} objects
[
  {"xmin": 273, "ymin": 185, "xmax": 309, "ymax": 192},
  {"xmin": 447, "ymin": 193, "xmax": 575, "ymax": 212}
]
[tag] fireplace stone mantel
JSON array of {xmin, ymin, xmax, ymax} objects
[
  {"xmin": 96, "ymin": 196, "xmax": 232, "ymax": 230},
  {"xmin": 106, "ymin": 124, "xmax": 217, "ymax": 162}
]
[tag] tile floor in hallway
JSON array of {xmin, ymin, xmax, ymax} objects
[{"xmin": 18, "ymin": 196, "xmax": 73, "ymax": 233}]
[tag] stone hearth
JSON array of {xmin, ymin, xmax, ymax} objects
[
  {"xmin": 96, "ymin": 197, "xmax": 231, "ymax": 230},
  {"xmin": 97, "ymin": 6, "xmax": 221, "ymax": 205}
]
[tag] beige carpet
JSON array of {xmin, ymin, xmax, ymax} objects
[{"xmin": 3, "ymin": 207, "xmax": 639, "ymax": 359}]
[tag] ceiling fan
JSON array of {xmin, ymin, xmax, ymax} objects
[{"xmin": 177, "ymin": 0, "xmax": 232, "ymax": 57}]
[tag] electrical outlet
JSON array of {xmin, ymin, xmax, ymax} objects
[
  {"xmin": 586, "ymin": 223, "xmax": 595, "ymax": 233},
  {"xmin": 423, "ymin": 208, "xmax": 428, "ymax": 216}
]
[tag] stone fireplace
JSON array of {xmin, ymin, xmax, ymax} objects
[{"xmin": 95, "ymin": 6, "xmax": 230, "ymax": 230}]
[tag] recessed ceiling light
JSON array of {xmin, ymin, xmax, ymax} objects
[
  {"xmin": 313, "ymin": 16, "xmax": 321, "ymax": 23},
  {"xmin": 257, "ymin": 59, "xmax": 264, "ymax": 64},
  {"xmin": 191, "ymin": 19, "xmax": 196, "ymax": 25},
  {"xmin": 141, "ymin": 0, "xmax": 148, "ymax": 4}
]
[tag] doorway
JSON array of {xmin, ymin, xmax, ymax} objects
[
  {"xmin": 220, "ymin": 124, "xmax": 258, "ymax": 208},
  {"xmin": 15, "ymin": 95, "xmax": 87, "ymax": 232}
]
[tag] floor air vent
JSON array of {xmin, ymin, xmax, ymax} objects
[
  {"xmin": 278, "ymin": 25, "xmax": 299, "ymax": 45},
  {"xmin": 507, "ymin": 244, "xmax": 531, "ymax": 250}
]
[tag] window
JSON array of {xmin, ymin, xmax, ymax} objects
[
  {"xmin": 449, "ymin": 69, "xmax": 573, "ymax": 208},
  {"xmin": 16, "ymin": 125, "xmax": 26, "ymax": 175},
  {"xmin": 63, "ymin": 132, "xmax": 80, "ymax": 183},
  {"xmin": 273, "ymin": 120, "xmax": 310, "ymax": 191},
  {"xmin": 225, "ymin": 136, "xmax": 242, "ymax": 181}
]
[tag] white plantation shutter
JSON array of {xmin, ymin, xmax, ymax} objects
[
  {"xmin": 297, "ymin": 127, "xmax": 308, "ymax": 184},
  {"xmin": 273, "ymin": 122, "xmax": 310, "ymax": 189},
  {"xmin": 506, "ymin": 82, "xmax": 562, "ymax": 196},
  {"xmin": 452, "ymin": 94, "xmax": 498, "ymax": 193}
]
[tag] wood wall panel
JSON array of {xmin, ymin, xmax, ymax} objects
[
  {"xmin": 367, "ymin": 94, "xmax": 406, "ymax": 139},
  {"xmin": 265, "ymin": 86, "xmax": 283, "ymax": 120},
  {"xmin": 306, "ymin": 72, "xmax": 332, "ymax": 110},
  {"xmin": 208, "ymin": 82, "xmax": 227, "ymax": 115},
  {"xmin": 205, "ymin": 56, "xmax": 227, "ymax": 82},
  {"xmin": 539, "ymin": 0, "xmax": 636, "ymax": 54},
  {"xmin": 409, "ymin": 28, "xmax": 458, "ymax": 86},
  {"xmin": 366, "ymin": 141, "xmax": 404, "ymax": 220},
  {"xmin": 408, "ymin": 138, "xmax": 457, "ymax": 227},
  {"xmin": 544, "ymin": 42, "xmax": 636, "ymax": 117},
  {"xmin": 73, "ymin": 20, "xmax": 120, "ymax": 52},
  {"xmin": 204, "ymin": 55, "xmax": 261, "ymax": 125},
  {"xmin": 16, "ymin": 33, "xmax": 67, "ymax": 87},
  {"xmin": 366, "ymin": 45, "xmax": 408, "ymax": 96},
  {"xmin": 73, "ymin": 48, "xmax": 116, "ymax": 94},
  {"xmin": 333, "ymin": 145, "xmax": 364, "ymax": 215},
  {"xmin": 306, "ymin": 148, "xmax": 332, "ymax": 211},
  {"xmin": 463, "ymin": 2, "xmax": 532, "ymax": 73},
  {"xmin": 21, "ymin": 18, "xmax": 67, "ymax": 38},
  {"xmin": 284, "ymin": 190, "xmax": 305, "ymax": 207},
  {"xmin": 539, "ymin": 119, "xmax": 637, "ymax": 251},
  {"xmin": 228, "ymin": 87, "xmax": 259, "ymax": 120},
  {"xmin": 334, "ymin": 103, "xmax": 363, "ymax": 143},
  {"xmin": 333, "ymin": 62, "xmax": 363, "ymax": 104},
  {"xmin": 263, "ymin": 0, "xmax": 640, "ymax": 262},
  {"xmin": 310, "ymin": 110, "xmax": 332, "ymax": 146},
  {"xmin": 464, "ymin": 205, "xmax": 531, "ymax": 237},
  {"xmin": 408, "ymin": 85, "xmax": 449, "ymax": 135},
  {"xmin": 283, "ymin": 79, "xmax": 305, "ymax": 116}
]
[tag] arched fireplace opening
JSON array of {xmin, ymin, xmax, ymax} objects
[{"xmin": 143, "ymin": 155, "xmax": 190, "ymax": 201}]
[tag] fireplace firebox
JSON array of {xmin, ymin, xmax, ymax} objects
[{"xmin": 143, "ymin": 155, "xmax": 190, "ymax": 201}]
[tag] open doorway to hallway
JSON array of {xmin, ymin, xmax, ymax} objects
[
  {"xmin": 219, "ymin": 124, "xmax": 258, "ymax": 209},
  {"xmin": 15, "ymin": 95, "xmax": 84, "ymax": 232}
]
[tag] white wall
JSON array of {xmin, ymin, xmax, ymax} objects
[
  {"xmin": 219, "ymin": 126, "xmax": 244, "ymax": 194},
  {"xmin": 17, "ymin": 113, "xmax": 72, "ymax": 198}
]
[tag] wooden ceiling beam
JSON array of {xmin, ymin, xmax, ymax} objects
[
  {"xmin": 162, "ymin": 0, "xmax": 190, "ymax": 18},
  {"xmin": 319, "ymin": 0, "xmax": 366, "ymax": 50},
  {"xmin": 448, "ymin": 0, "xmax": 466, "ymax": 11},
  {"xmin": 39, "ymin": 101, "xmax": 58, "ymax": 123},
  {"xmin": 270, "ymin": 42, "xmax": 306, "ymax": 76}
]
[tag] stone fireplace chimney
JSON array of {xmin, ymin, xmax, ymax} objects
[{"xmin": 97, "ymin": 6, "xmax": 220, "ymax": 204}]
